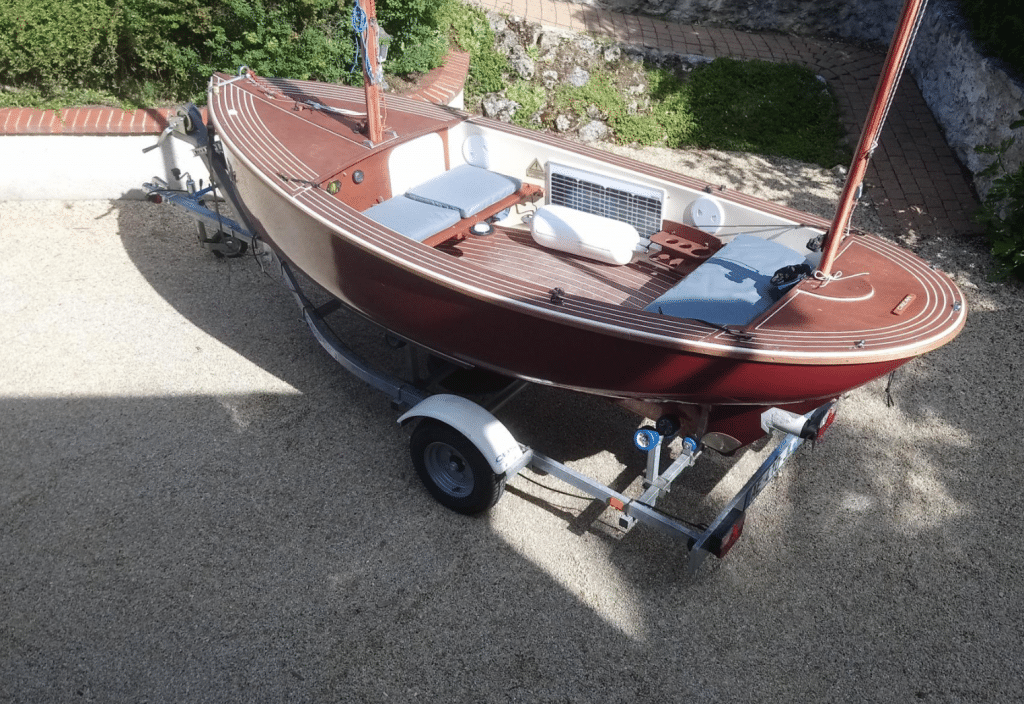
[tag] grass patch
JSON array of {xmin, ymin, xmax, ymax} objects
[
  {"xmin": 0, "ymin": 86, "xmax": 126, "ymax": 110},
  {"xmin": 643, "ymin": 68, "xmax": 697, "ymax": 147},
  {"xmin": 541, "ymin": 59, "xmax": 847, "ymax": 168},
  {"xmin": 553, "ymin": 72, "xmax": 625, "ymax": 120},
  {"xmin": 687, "ymin": 58, "xmax": 848, "ymax": 167},
  {"xmin": 444, "ymin": 2, "xmax": 508, "ymax": 97},
  {"xmin": 551, "ymin": 69, "xmax": 695, "ymax": 145}
]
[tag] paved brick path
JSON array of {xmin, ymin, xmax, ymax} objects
[{"xmin": 470, "ymin": 0, "xmax": 980, "ymax": 237}]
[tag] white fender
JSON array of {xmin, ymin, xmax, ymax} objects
[{"xmin": 398, "ymin": 394, "xmax": 527, "ymax": 475}]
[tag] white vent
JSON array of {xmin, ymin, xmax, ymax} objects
[{"xmin": 546, "ymin": 162, "xmax": 664, "ymax": 237}]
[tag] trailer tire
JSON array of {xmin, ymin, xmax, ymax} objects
[{"xmin": 410, "ymin": 420, "xmax": 505, "ymax": 515}]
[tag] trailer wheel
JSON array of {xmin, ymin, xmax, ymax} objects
[{"xmin": 410, "ymin": 420, "xmax": 505, "ymax": 515}]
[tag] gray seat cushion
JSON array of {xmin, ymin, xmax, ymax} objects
[
  {"xmin": 644, "ymin": 234, "xmax": 807, "ymax": 326},
  {"xmin": 405, "ymin": 164, "xmax": 521, "ymax": 219},
  {"xmin": 363, "ymin": 196, "xmax": 461, "ymax": 242}
]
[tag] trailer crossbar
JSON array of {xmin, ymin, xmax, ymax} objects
[{"xmin": 521, "ymin": 405, "xmax": 830, "ymax": 574}]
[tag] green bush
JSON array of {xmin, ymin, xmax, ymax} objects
[
  {"xmin": 0, "ymin": 0, "xmax": 120, "ymax": 91},
  {"xmin": 0, "ymin": 0, "xmax": 454, "ymax": 107},
  {"xmin": 975, "ymin": 111, "xmax": 1024, "ymax": 280},
  {"xmin": 116, "ymin": 0, "xmax": 211, "ymax": 102},
  {"xmin": 443, "ymin": 2, "xmax": 507, "ymax": 97},
  {"xmin": 960, "ymin": 0, "xmax": 1024, "ymax": 79},
  {"xmin": 375, "ymin": 0, "xmax": 452, "ymax": 75},
  {"xmin": 196, "ymin": 0, "xmax": 359, "ymax": 90}
]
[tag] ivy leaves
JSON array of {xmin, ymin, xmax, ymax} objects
[{"xmin": 975, "ymin": 110, "xmax": 1024, "ymax": 280}]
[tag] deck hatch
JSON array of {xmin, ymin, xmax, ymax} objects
[{"xmin": 546, "ymin": 162, "xmax": 664, "ymax": 237}]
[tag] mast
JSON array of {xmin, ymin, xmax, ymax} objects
[
  {"xmin": 355, "ymin": 0, "xmax": 385, "ymax": 144},
  {"xmin": 817, "ymin": 0, "xmax": 929, "ymax": 278}
]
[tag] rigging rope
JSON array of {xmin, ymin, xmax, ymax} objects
[
  {"xmin": 350, "ymin": 1, "xmax": 376, "ymax": 82},
  {"xmin": 871, "ymin": 0, "xmax": 929, "ymax": 154}
]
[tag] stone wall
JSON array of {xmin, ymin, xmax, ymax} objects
[
  {"xmin": 912, "ymin": 0, "xmax": 1023, "ymax": 196},
  {"xmin": 578, "ymin": 0, "xmax": 1024, "ymax": 197}
]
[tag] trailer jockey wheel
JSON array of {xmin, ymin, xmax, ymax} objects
[{"xmin": 409, "ymin": 420, "xmax": 505, "ymax": 515}]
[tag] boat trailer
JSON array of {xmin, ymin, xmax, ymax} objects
[{"xmin": 144, "ymin": 105, "xmax": 838, "ymax": 574}]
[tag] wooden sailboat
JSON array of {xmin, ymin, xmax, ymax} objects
[{"xmin": 204, "ymin": 0, "xmax": 964, "ymax": 452}]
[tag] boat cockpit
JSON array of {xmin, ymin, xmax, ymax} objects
[{"xmin": 328, "ymin": 125, "xmax": 829, "ymax": 328}]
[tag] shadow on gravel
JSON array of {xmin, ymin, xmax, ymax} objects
[{"xmin": 1, "ymin": 393, "xmax": 650, "ymax": 702}]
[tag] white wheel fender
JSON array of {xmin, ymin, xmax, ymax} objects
[{"xmin": 398, "ymin": 395, "xmax": 526, "ymax": 475}]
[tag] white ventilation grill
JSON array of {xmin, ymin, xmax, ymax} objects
[{"xmin": 546, "ymin": 162, "xmax": 664, "ymax": 237}]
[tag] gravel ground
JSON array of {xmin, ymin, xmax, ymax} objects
[{"xmin": 2, "ymin": 148, "xmax": 1022, "ymax": 702}]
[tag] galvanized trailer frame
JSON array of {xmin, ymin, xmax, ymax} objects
[{"xmin": 144, "ymin": 105, "xmax": 837, "ymax": 573}]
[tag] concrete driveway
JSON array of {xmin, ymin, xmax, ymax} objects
[{"xmin": 2, "ymin": 198, "xmax": 1021, "ymax": 702}]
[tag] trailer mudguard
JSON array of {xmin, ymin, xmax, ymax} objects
[{"xmin": 398, "ymin": 395, "xmax": 527, "ymax": 475}]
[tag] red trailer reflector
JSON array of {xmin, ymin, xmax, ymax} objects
[
  {"xmin": 707, "ymin": 509, "xmax": 746, "ymax": 558},
  {"xmin": 800, "ymin": 400, "xmax": 838, "ymax": 442},
  {"xmin": 815, "ymin": 403, "xmax": 838, "ymax": 440}
]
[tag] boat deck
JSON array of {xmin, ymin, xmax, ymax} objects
[{"xmin": 440, "ymin": 225, "xmax": 681, "ymax": 310}]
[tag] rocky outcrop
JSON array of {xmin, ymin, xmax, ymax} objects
[{"xmin": 478, "ymin": 12, "xmax": 722, "ymax": 146}]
